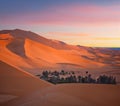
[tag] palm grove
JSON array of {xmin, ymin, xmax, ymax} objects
[{"xmin": 37, "ymin": 70, "xmax": 116, "ymax": 84}]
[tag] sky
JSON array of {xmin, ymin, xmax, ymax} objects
[{"xmin": 0, "ymin": 0, "xmax": 120, "ymax": 47}]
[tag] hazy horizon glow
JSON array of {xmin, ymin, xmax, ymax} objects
[{"xmin": 0, "ymin": 0, "xmax": 120, "ymax": 47}]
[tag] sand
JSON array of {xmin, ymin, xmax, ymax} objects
[
  {"xmin": 0, "ymin": 61, "xmax": 51, "ymax": 105},
  {"xmin": 4, "ymin": 84, "xmax": 120, "ymax": 106},
  {"xmin": 0, "ymin": 60, "xmax": 120, "ymax": 106},
  {"xmin": 0, "ymin": 95, "xmax": 17, "ymax": 103}
]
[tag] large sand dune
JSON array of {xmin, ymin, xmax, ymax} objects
[
  {"xmin": 0, "ymin": 29, "xmax": 120, "ymax": 82},
  {"xmin": 0, "ymin": 61, "xmax": 51, "ymax": 105}
]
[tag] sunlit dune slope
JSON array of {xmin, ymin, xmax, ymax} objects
[
  {"xmin": 0, "ymin": 29, "xmax": 105, "ymax": 72},
  {"xmin": 0, "ymin": 29, "xmax": 120, "ymax": 80},
  {"xmin": 0, "ymin": 34, "xmax": 32, "ymax": 70},
  {"xmin": 25, "ymin": 38, "xmax": 105, "ymax": 68},
  {"xmin": 0, "ymin": 60, "xmax": 51, "ymax": 97}
]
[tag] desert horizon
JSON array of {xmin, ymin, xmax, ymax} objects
[{"xmin": 0, "ymin": 0, "xmax": 120, "ymax": 106}]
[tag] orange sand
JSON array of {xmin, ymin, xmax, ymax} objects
[{"xmin": 0, "ymin": 61, "xmax": 50, "ymax": 100}]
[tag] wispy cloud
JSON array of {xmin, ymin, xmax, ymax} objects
[
  {"xmin": 1, "ymin": 3, "xmax": 120, "ymax": 26},
  {"xmin": 47, "ymin": 32, "xmax": 89, "ymax": 37},
  {"xmin": 0, "ymin": 1, "xmax": 120, "ymax": 47}
]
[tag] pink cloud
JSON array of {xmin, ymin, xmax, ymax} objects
[
  {"xmin": 1, "ymin": 4, "xmax": 120, "ymax": 26},
  {"xmin": 47, "ymin": 32, "xmax": 89, "ymax": 37}
]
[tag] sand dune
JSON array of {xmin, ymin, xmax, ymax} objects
[
  {"xmin": 0, "ymin": 30, "xmax": 105, "ymax": 72},
  {"xmin": 24, "ymin": 38, "xmax": 107, "ymax": 74},
  {"xmin": 0, "ymin": 29, "xmax": 120, "ymax": 80},
  {"xmin": 0, "ymin": 61, "xmax": 51, "ymax": 104}
]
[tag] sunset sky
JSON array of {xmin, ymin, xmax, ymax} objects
[{"xmin": 0, "ymin": 0, "xmax": 120, "ymax": 47}]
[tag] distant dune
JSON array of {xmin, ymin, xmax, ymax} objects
[{"xmin": 0, "ymin": 29, "xmax": 120, "ymax": 82}]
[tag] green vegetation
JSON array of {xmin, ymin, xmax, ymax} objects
[{"xmin": 38, "ymin": 70, "xmax": 116, "ymax": 85}]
